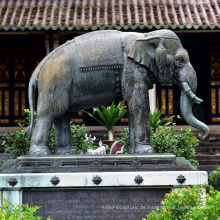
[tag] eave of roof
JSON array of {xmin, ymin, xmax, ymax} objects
[{"xmin": 0, "ymin": 0, "xmax": 220, "ymax": 31}]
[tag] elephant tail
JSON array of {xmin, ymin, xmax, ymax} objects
[{"xmin": 25, "ymin": 79, "xmax": 36, "ymax": 140}]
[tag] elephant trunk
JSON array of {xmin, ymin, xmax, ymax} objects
[{"xmin": 180, "ymin": 82, "xmax": 210, "ymax": 141}]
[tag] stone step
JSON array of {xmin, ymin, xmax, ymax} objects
[
  {"xmin": 196, "ymin": 160, "xmax": 220, "ymax": 165},
  {"xmin": 195, "ymin": 147, "xmax": 220, "ymax": 155},
  {"xmin": 199, "ymin": 142, "xmax": 220, "ymax": 147},
  {"xmin": 198, "ymin": 165, "xmax": 220, "ymax": 173},
  {"xmin": 196, "ymin": 155, "xmax": 220, "ymax": 160}
]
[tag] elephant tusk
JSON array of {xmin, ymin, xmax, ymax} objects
[{"xmin": 181, "ymin": 82, "xmax": 203, "ymax": 104}]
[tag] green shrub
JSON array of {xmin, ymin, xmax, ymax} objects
[
  {"xmin": 2, "ymin": 123, "xmax": 30, "ymax": 158},
  {"xmin": 24, "ymin": 109, "xmax": 37, "ymax": 125},
  {"xmin": 150, "ymin": 124, "xmax": 199, "ymax": 166},
  {"xmin": 209, "ymin": 167, "xmax": 220, "ymax": 191},
  {"xmin": 144, "ymin": 185, "xmax": 205, "ymax": 220},
  {"xmin": 116, "ymin": 125, "xmax": 199, "ymax": 164},
  {"xmin": 71, "ymin": 124, "xmax": 97, "ymax": 154},
  {"xmin": 144, "ymin": 185, "xmax": 220, "ymax": 220},
  {"xmin": 2, "ymin": 109, "xmax": 96, "ymax": 157},
  {"xmin": 0, "ymin": 198, "xmax": 52, "ymax": 220},
  {"xmin": 183, "ymin": 186, "xmax": 220, "ymax": 220},
  {"xmin": 0, "ymin": 159, "xmax": 7, "ymax": 167}
]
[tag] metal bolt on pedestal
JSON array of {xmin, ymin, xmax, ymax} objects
[
  {"xmin": 92, "ymin": 175, "xmax": 102, "ymax": 185},
  {"xmin": 176, "ymin": 174, "xmax": 186, "ymax": 184},
  {"xmin": 134, "ymin": 175, "xmax": 144, "ymax": 184},
  {"xmin": 8, "ymin": 178, "xmax": 18, "ymax": 186},
  {"xmin": 50, "ymin": 176, "xmax": 60, "ymax": 186}
]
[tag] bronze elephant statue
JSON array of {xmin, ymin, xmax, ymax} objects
[{"xmin": 26, "ymin": 29, "xmax": 210, "ymax": 155}]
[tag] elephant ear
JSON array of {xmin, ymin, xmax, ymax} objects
[{"xmin": 128, "ymin": 36, "xmax": 166, "ymax": 74}]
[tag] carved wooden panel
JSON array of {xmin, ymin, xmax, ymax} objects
[
  {"xmin": 0, "ymin": 83, "xmax": 9, "ymax": 87},
  {"xmin": 0, "ymin": 119, "xmax": 9, "ymax": 124},
  {"xmin": 210, "ymin": 52, "xmax": 220, "ymax": 124},
  {"xmin": 211, "ymin": 88, "xmax": 216, "ymax": 115},
  {"xmin": 161, "ymin": 89, "xmax": 166, "ymax": 113},
  {"xmin": 71, "ymin": 118, "xmax": 84, "ymax": 123},
  {"xmin": 14, "ymin": 119, "xmax": 26, "ymax": 124},
  {"xmin": 0, "ymin": 43, "xmax": 45, "ymax": 125},
  {"xmin": 4, "ymin": 90, "xmax": 9, "ymax": 116},
  {"xmin": 21, "ymin": 91, "xmax": 26, "ymax": 116},
  {"xmin": 0, "ymin": 53, "xmax": 9, "ymax": 80},
  {"xmin": 156, "ymin": 84, "xmax": 176, "ymax": 122},
  {"xmin": 211, "ymin": 117, "xmax": 220, "ymax": 122},
  {"xmin": 14, "ymin": 55, "xmax": 26, "ymax": 80},
  {"xmin": 0, "ymin": 91, "xmax": 2, "ymax": 116},
  {"xmin": 14, "ymin": 91, "xmax": 19, "ymax": 116},
  {"xmin": 168, "ymin": 89, "xmax": 173, "ymax": 115},
  {"xmin": 14, "ymin": 83, "xmax": 26, "ymax": 87},
  {"xmin": 119, "ymin": 100, "xmax": 128, "ymax": 125},
  {"xmin": 211, "ymin": 53, "xmax": 220, "ymax": 78}
]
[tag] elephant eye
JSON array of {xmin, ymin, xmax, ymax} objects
[{"xmin": 176, "ymin": 57, "xmax": 184, "ymax": 66}]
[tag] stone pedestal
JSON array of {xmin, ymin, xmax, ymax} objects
[{"xmin": 0, "ymin": 154, "xmax": 208, "ymax": 220}]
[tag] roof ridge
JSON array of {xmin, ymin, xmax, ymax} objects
[{"xmin": 0, "ymin": 0, "xmax": 219, "ymax": 31}]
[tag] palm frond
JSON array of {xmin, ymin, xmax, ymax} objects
[{"xmin": 83, "ymin": 102, "xmax": 127, "ymax": 130}]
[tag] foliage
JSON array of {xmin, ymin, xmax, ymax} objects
[
  {"xmin": 0, "ymin": 199, "xmax": 52, "ymax": 220},
  {"xmin": 209, "ymin": 167, "xmax": 220, "ymax": 191},
  {"xmin": 116, "ymin": 124, "xmax": 199, "ymax": 164},
  {"xmin": 150, "ymin": 124, "xmax": 199, "ymax": 166},
  {"xmin": 184, "ymin": 186, "xmax": 220, "ymax": 219},
  {"xmin": 48, "ymin": 125, "xmax": 56, "ymax": 155},
  {"xmin": 150, "ymin": 108, "xmax": 174, "ymax": 133},
  {"xmin": 2, "ymin": 108, "xmax": 97, "ymax": 157},
  {"xmin": 24, "ymin": 109, "xmax": 37, "ymax": 125},
  {"xmin": 0, "ymin": 160, "xmax": 7, "ymax": 167},
  {"xmin": 71, "ymin": 124, "xmax": 96, "ymax": 154},
  {"xmin": 144, "ymin": 185, "xmax": 217, "ymax": 220},
  {"xmin": 115, "ymin": 128, "xmax": 130, "ymax": 154},
  {"xmin": 83, "ymin": 102, "xmax": 127, "ymax": 131},
  {"xmin": 2, "ymin": 123, "xmax": 30, "ymax": 158}
]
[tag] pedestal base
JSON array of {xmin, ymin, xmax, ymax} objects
[
  {"xmin": 0, "ymin": 170, "xmax": 207, "ymax": 220},
  {"xmin": 0, "ymin": 154, "xmax": 207, "ymax": 219},
  {"xmin": 0, "ymin": 154, "xmax": 196, "ymax": 173}
]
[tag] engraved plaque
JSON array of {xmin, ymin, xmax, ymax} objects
[{"xmin": 23, "ymin": 188, "xmax": 170, "ymax": 220}]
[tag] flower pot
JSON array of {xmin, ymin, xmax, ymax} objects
[{"xmin": 103, "ymin": 140, "xmax": 115, "ymax": 147}]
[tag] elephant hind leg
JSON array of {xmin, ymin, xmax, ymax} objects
[
  {"xmin": 54, "ymin": 113, "xmax": 76, "ymax": 155},
  {"xmin": 29, "ymin": 117, "xmax": 53, "ymax": 155}
]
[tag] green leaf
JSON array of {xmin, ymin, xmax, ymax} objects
[
  {"xmin": 83, "ymin": 110, "xmax": 105, "ymax": 127},
  {"xmin": 83, "ymin": 102, "xmax": 127, "ymax": 131}
]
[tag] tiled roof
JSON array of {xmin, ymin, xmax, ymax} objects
[{"xmin": 0, "ymin": 0, "xmax": 220, "ymax": 31}]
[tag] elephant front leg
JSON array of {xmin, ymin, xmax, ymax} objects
[
  {"xmin": 54, "ymin": 113, "xmax": 76, "ymax": 155},
  {"xmin": 127, "ymin": 91, "xmax": 155, "ymax": 154}
]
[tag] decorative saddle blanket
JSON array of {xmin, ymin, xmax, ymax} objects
[{"xmin": 75, "ymin": 30, "xmax": 124, "ymax": 72}]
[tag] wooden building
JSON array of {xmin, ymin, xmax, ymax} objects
[{"xmin": 0, "ymin": 0, "xmax": 220, "ymax": 127}]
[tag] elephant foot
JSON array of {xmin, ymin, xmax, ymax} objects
[
  {"xmin": 135, "ymin": 142, "xmax": 155, "ymax": 154},
  {"xmin": 28, "ymin": 145, "xmax": 51, "ymax": 156},
  {"xmin": 56, "ymin": 146, "xmax": 76, "ymax": 155}
]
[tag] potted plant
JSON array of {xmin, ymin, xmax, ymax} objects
[
  {"xmin": 150, "ymin": 108, "xmax": 174, "ymax": 133},
  {"xmin": 83, "ymin": 102, "xmax": 127, "ymax": 146}
]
